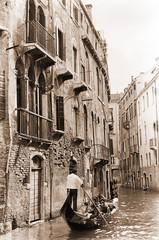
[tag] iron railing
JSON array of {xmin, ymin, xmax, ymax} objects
[
  {"xmin": 16, "ymin": 108, "xmax": 52, "ymax": 142},
  {"xmin": 26, "ymin": 20, "xmax": 55, "ymax": 58}
]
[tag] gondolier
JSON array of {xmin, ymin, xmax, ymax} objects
[{"xmin": 67, "ymin": 166, "xmax": 83, "ymax": 211}]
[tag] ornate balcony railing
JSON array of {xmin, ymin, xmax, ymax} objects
[
  {"xmin": 16, "ymin": 108, "xmax": 52, "ymax": 142},
  {"xmin": 26, "ymin": 20, "xmax": 55, "ymax": 59}
]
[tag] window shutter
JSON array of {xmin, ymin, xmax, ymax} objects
[{"xmin": 56, "ymin": 96, "xmax": 64, "ymax": 131}]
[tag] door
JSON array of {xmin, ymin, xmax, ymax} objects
[{"xmin": 30, "ymin": 156, "xmax": 41, "ymax": 222}]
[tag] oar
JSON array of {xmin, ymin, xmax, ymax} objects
[{"xmin": 82, "ymin": 187, "xmax": 108, "ymax": 226}]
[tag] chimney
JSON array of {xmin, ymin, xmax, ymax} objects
[{"xmin": 85, "ymin": 4, "xmax": 93, "ymax": 21}]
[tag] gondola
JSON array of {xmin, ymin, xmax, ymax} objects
[
  {"xmin": 60, "ymin": 194, "xmax": 117, "ymax": 230},
  {"xmin": 60, "ymin": 195, "xmax": 101, "ymax": 230}
]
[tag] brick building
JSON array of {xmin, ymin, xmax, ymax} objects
[{"xmin": 0, "ymin": 0, "xmax": 111, "ymax": 233}]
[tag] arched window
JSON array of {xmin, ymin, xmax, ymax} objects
[
  {"xmin": 38, "ymin": 72, "xmax": 46, "ymax": 116},
  {"xmin": 37, "ymin": 6, "xmax": 45, "ymax": 27},
  {"xmin": 27, "ymin": 0, "xmax": 36, "ymax": 42},
  {"xmin": 37, "ymin": 6, "xmax": 46, "ymax": 47},
  {"xmin": 28, "ymin": 64, "xmax": 35, "ymax": 112},
  {"xmin": 86, "ymin": 51, "xmax": 90, "ymax": 85}
]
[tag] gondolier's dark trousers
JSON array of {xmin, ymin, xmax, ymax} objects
[{"xmin": 67, "ymin": 189, "xmax": 78, "ymax": 211}]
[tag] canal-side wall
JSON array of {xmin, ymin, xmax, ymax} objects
[{"xmin": 141, "ymin": 165, "xmax": 159, "ymax": 191}]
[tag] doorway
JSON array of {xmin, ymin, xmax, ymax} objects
[{"xmin": 30, "ymin": 156, "xmax": 42, "ymax": 222}]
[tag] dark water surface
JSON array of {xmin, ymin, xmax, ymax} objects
[{"xmin": 1, "ymin": 187, "xmax": 159, "ymax": 240}]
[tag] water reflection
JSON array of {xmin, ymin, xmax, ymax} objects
[{"xmin": 1, "ymin": 187, "xmax": 159, "ymax": 240}]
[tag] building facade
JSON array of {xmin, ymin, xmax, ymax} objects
[
  {"xmin": 137, "ymin": 66, "xmax": 159, "ymax": 191},
  {"xmin": 0, "ymin": 0, "xmax": 111, "ymax": 233},
  {"xmin": 109, "ymin": 94, "xmax": 121, "ymax": 184},
  {"xmin": 119, "ymin": 78, "xmax": 140, "ymax": 189},
  {"xmin": 119, "ymin": 59, "xmax": 159, "ymax": 191}
]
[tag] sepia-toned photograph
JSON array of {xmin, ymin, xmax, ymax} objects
[{"xmin": 0, "ymin": 0, "xmax": 159, "ymax": 239}]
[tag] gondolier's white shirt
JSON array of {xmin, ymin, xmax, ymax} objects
[{"xmin": 67, "ymin": 173, "xmax": 83, "ymax": 189}]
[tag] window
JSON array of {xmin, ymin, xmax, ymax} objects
[
  {"xmin": 139, "ymin": 129, "xmax": 142, "ymax": 145},
  {"xmin": 94, "ymin": 168, "xmax": 97, "ymax": 187},
  {"xmin": 81, "ymin": 64, "xmax": 85, "ymax": 82},
  {"xmin": 56, "ymin": 96, "xmax": 64, "ymax": 131},
  {"xmin": 86, "ymin": 51, "xmax": 90, "ymax": 85},
  {"xmin": 146, "ymin": 92, "xmax": 149, "ymax": 107},
  {"xmin": 86, "ymin": 23, "xmax": 89, "ymax": 34},
  {"xmin": 137, "ymin": 171, "xmax": 140, "ymax": 178},
  {"xmin": 96, "ymin": 67, "xmax": 100, "ymax": 96},
  {"xmin": 57, "ymin": 29, "xmax": 65, "ymax": 60},
  {"xmin": 144, "ymin": 123, "xmax": 147, "ymax": 144},
  {"xmin": 73, "ymin": 107, "xmax": 78, "ymax": 137},
  {"xmin": 80, "ymin": 12, "xmax": 83, "ymax": 25},
  {"xmin": 73, "ymin": 46, "xmax": 77, "ymax": 72},
  {"xmin": 152, "ymin": 86, "xmax": 155, "ymax": 104},
  {"xmin": 146, "ymin": 153, "xmax": 148, "ymax": 166},
  {"xmin": 138, "ymin": 101, "xmax": 140, "ymax": 115},
  {"xmin": 62, "ymin": 0, "xmax": 66, "ymax": 6},
  {"xmin": 143, "ymin": 96, "xmax": 145, "ymax": 111},
  {"xmin": 73, "ymin": 4, "xmax": 78, "ymax": 22},
  {"xmin": 84, "ymin": 105, "xmax": 88, "ymax": 142},
  {"xmin": 109, "ymin": 139, "xmax": 114, "ymax": 155},
  {"xmin": 150, "ymin": 174, "xmax": 152, "ymax": 183},
  {"xmin": 140, "ymin": 155, "xmax": 143, "ymax": 167},
  {"xmin": 149, "ymin": 152, "xmax": 151, "ymax": 166},
  {"xmin": 134, "ymin": 101, "xmax": 137, "ymax": 116},
  {"xmin": 95, "ymin": 41, "xmax": 97, "ymax": 50}
]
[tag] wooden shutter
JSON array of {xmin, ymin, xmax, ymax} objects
[{"xmin": 56, "ymin": 96, "xmax": 64, "ymax": 131}]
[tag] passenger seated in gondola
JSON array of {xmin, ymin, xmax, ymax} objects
[
  {"xmin": 88, "ymin": 197, "xmax": 99, "ymax": 219},
  {"xmin": 99, "ymin": 199, "xmax": 110, "ymax": 214},
  {"xmin": 79, "ymin": 202, "xmax": 89, "ymax": 214}
]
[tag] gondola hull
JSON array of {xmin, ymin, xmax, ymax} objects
[{"xmin": 60, "ymin": 196, "xmax": 101, "ymax": 230}]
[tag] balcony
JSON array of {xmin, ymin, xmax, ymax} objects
[
  {"xmin": 73, "ymin": 135, "xmax": 84, "ymax": 144},
  {"xmin": 84, "ymin": 138, "xmax": 92, "ymax": 151},
  {"xmin": 74, "ymin": 82, "xmax": 88, "ymax": 95},
  {"xmin": 24, "ymin": 20, "xmax": 56, "ymax": 68},
  {"xmin": 16, "ymin": 108, "xmax": 52, "ymax": 144},
  {"xmin": 149, "ymin": 138, "xmax": 157, "ymax": 150},
  {"xmin": 134, "ymin": 144, "xmax": 139, "ymax": 153},
  {"xmin": 93, "ymin": 144, "xmax": 109, "ymax": 166},
  {"xmin": 56, "ymin": 66, "xmax": 73, "ymax": 81}
]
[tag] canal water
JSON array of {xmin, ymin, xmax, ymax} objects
[{"xmin": 1, "ymin": 187, "xmax": 159, "ymax": 240}]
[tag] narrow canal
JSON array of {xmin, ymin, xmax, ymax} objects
[{"xmin": 1, "ymin": 187, "xmax": 159, "ymax": 240}]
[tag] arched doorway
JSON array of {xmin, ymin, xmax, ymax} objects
[{"xmin": 30, "ymin": 156, "xmax": 42, "ymax": 222}]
